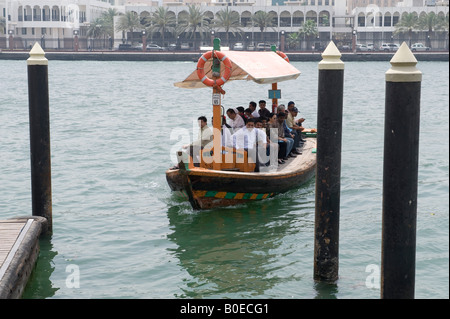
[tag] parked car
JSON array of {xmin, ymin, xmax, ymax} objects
[
  {"xmin": 380, "ymin": 43, "xmax": 399, "ymax": 52},
  {"xmin": 411, "ymin": 43, "xmax": 430, "ymax": 51},
  {"xmin": 233, "ymin": 42, "xmax": 244, "ymax": 50},
  {"xmin": 180, "ymin": 43, "xmax": 190, "ymax": 50},
  {"xmin": 168, "ymin": 43, "xmax": 177, "ymax": 51},
  {"xmin": 146, "ymin": 43, "xmax": 164, "ymax": 51},
  {"xmin": 339, "ymin": 44, "xmax": 351, "ymax": 51},
  {"xmin": 356, "ymin": 44, "xmax": 369, "ymax": 52},
  {"xmin": 247, "ymin": 44, "xmax": 256, "ymax": 51},
  {"xmin": 367, "ymin": 43, "xmax": 374, "ymax": 51},
  {"xmin": 118, "ymin": 43, "xmax": 133, "ymax": 51},
  {"xmin": 257, "ymin": 43, "xmax": 276, "ymax": 51}
]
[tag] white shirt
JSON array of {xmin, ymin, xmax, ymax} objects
[
  {"xmin": 251, "ymin": 109, "xmax": 260, "ymax": 118},
  {"xmin": 192, "ymin": 125, "xmax": 213, "ymax": 147},
  {"xmin": 232, "ymin": 127, "xmax": 266, "ymax": 149},
  {"xmin": 228, "ymin": 114, "xmax": 245, "ymax": 133},
  {"xmin": 221, "ymin": 125, "xmax": 233, "ymax": 148}
]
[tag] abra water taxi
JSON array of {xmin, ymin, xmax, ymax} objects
[{"xmin": 166, "ymin": 39, "xmax": 317, "ymax": 209}]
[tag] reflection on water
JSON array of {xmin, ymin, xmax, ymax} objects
[
  {"xmin": 22, "ymin": 235, "xmax": 59, "ymax": 299},
  {"xmin": 166, "ymin": 183, "xmax": 316, "ymax": 298}
]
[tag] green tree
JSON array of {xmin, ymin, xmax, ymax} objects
[
  {"xmin": 87, "ymin": 18, "xmax": 109, "ymax": 49},
  {"xmin": 286, "ymin": 32, "xmax": 301, "ymax": 50},
  {"xmin": 436, "ymin": 14, "xmax": 449, "ymax": 49},
  {"xmin": 212, "ymin": 7, "xmax": 243, "ymax": 47},
  {"xmin": 418, "ymin": 12, "xmax": 441, "ymax": 48},
  {"xmin": 0, "ymin": 17, "xmax": 5, "ymax": 34},
  {"xmin": 394, "ymin": 13, "xmax": 419, "ymax": 47},
  {"xmin": 252, "ymin": 11, "xmax": 277, "ymax": 43},
  {"xmin": 100, "ymin": 8, "xmax": 121, "ymax": 38},
  {"xmin": 147, "ymin": 7, "xmax": 176, "ymax": 46},
  {"xmin": 116, "ymin": 11, "xmax": 141, "ymax": 44},
  {"xmin": 178, "ymin": 5, "xmax": 210, "ymax": 50},
  {"xmin": 299, "ymin": 20, "xmax": 318, "ymax": 50}
]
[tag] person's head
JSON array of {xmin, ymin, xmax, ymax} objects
[
  {"xmin": 246, "ymin": 118, "xmax": 256, "ymax": 130},
  {"xmin": 259, "ymin": 116, "xmax": 267, "ymax": 125},
  {"xmin": 287, "ymin": 101, "xmax": 295, "ymax": 111},
  {"xmin": 249, "ymin": 101, "xmax": 257, "ymax": 111},
  {"xmin": 198, "ymin": 116, "xmax": 207, "ymax": 128},
  {"xmin": 268, "ymin": 112, "xmax": 277, "ymax": 123},
  {"xmin": 290, "ymin": 107, "xmax": 298, "ymax": 117},
  {"xmin": 244, "ymin": 108, "xmax": 253, "ymax": 118},
  {"xmin": 277, "ymin": 104, "xmax": 286, "ymax": 114},
  {"xmin": 226, "ymin": 108, "xmax": 236, "ymax": 120},
  {"xmin": 255, "ymin": 118, "xmax": 264, "ymax": 129},
  {"xmin": 277, "ymin": 111, "xmax": 286, "ymax": 123},
  {"xmin": 258, "ymin": 100, "xmax": 266, "ymax": 109},
  {"xmin": 236, "ymin": 106, "xmax": 245, "ymax": 114}
]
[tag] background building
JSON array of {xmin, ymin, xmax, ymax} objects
[{"xmin": 1, "ymin": 0, "xmax": 448, "ymax": 50}]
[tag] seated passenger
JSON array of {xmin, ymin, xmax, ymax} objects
[
  {"xmin": 287, "ymin": 107, "xmax": 305, "ymax": 153},
  {"xmin": 182, "ymin": 116, "xmax": 213, "ymax": 166},
  {"xmin": 258, "ymin": 100, "xmax": 271, "ymax": 119},
  {"xmin": 248, "ymin": 101, "xmax": 259, "ymax": 118},
  {"xmin": 256, "ymin": 118, "xmax": 278, "ymax": 170},
  {"xmin": 236, "ymin": 106, "xmax": 248, "ymax": 124},
  {"xmin": 232, "ymin": 119, "xmax": 266, "ymax": 171},
  {"xmin": 226, "ymin": 108, "xmax": 245, "ymax": 133},
  {"xmin": 244, "ymin": 108, "xmax": 253, "ymax": 119},
  {"xmin": 276, "ymin": 104, "xmax": 286, "ymax": 114},
  {"xmin": 269, "ymin": 112, "xmax": 295, "ymax": 162}
]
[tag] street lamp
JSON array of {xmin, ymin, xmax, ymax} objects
[
  {"xmin": 352, "ymin": 30, "xmax": 357, "ymax": 53},
  {"xmin": 280, "ymin": 30, "xmax": 285, "ymax": 52},
  {"xmin": 73, "ymin": 29, "xmax": 79, "ymax": 52},
  {"xmin": 8, "ymin": 30, "xmax": 14, "ymax": 50},
  {"xmin": 210, "ymin": 30, "xmax": 215, "ymax": 46},
  {"xmin": 142, "ymin": 30, "xmax": 146, "ymax": 52}
]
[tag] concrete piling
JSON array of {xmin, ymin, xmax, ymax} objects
[
  {"xmin": 313, "ymin": 42, "xmax": 344, "ymax": 282},
  {"xmin": 27, "ymin": 43, "xmax": 52, "ymax": 234},
  {"xmin": 381, "ymin": 42, "xmax": 422, "ymax": 299}
]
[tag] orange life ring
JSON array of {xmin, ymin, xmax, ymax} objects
[
  {"xmin": 197, "ymin": 51, "xmax": 232, "ymax": 87},
  {"xmin": 276, "ymin": 51, "xmax": 290, "ymax": 63}
]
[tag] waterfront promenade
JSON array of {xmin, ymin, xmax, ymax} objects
[{"xmin": 0, "ymin": 50, "xmax": 448, "ymax": 62}]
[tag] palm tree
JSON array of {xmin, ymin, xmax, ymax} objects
[
  {"xmin": 394, "ymin": 13, "xmax": 419, "ymax": 47},
  {"xmin": 286, "ymin": 32, "xmax": 301, "ymax": 50},
  {"xmin": 116, "ymin": 11, "xmax": 141, "ymax": 44},
  {"xmin": 0, "ymin": 17, "xmax": 6, "ymax": 34},
  {"xmin": 178, "ymin": 5, "xmax": 210, "ymax": 50},
  {"xmin": 252, "ymin": 11, "xmax": 277, "ymax": 43},
  {"xmin": 418, "ymin": 12, "xmax": 440, "ymax": 49},
  {"xmin": 147, "ymin": 7, "xmax": 176, "ymax": 46},
  {"xmin": 87, "ymin": 18, "xmax": 108, "ymax": 50},
  {"xmin": 100, "ymin": 8, "xmax": 121, "ymax": 38},
  {"xmin": 299, "ymin": 20, "xmax": 318, "ymax": 50},
  {"xmin": 436, "ymin": 14, "xmax": 449, "ymax": 49},
  {"xmin": 213, "ymin": 7, "xmax": 243, "ymax": 47}
]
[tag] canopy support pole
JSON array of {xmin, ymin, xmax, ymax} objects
[{"xmin": 212, "ymin": 38, "xmax": 222, "ymax": 171}]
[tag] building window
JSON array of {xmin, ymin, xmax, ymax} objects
[
  {"xmin": 32, "ymin": 27, "xmax": 35, "ymax": 35},
  {"xmin": 22, "ymin": 28, "xmax": 27, "ymax": 35}
]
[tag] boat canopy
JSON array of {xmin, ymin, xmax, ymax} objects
[{"xmin": 174, "ymin": 51, "xmax": 301, "ymax": 89}]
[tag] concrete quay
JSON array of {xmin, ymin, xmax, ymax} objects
[{"xmin": 0, "ymin": 50, "xmax": 448, "ymax": 62}]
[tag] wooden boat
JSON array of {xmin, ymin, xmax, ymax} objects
[{"xmin": 166, "ymin": 40, "xmax": 317, "ymax": 209}]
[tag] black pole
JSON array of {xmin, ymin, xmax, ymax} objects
[
  {"xmin": 27, "ymin": 42, "xmax": 52, "ymax": 234},
  {"xmin": 314, "ymin": 42, "xmax": 344, "ymax": 282},
  {"xmin": 381, "ymin": 43, "xmax": 422, "ymax": 299}
]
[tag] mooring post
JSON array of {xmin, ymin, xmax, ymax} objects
[
  {"xmin": 314, "ymin": 41, "xmax": 344, "ymax": 282},
  {"xmin": 381, "ymin": 42, "xmax": 422, "ymax": 299},
  {"xmin": 27, "ymin": 42, "xmax": 52, "ymax": 234}
]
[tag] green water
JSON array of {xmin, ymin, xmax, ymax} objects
[{"xmin": 0, "ymin": 60, "xmax": 448, "ymax": 299}]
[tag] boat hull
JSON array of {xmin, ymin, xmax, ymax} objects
[{"xmin": 166, "ymin": 138, "xmax": 316, "ymax": 209}]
